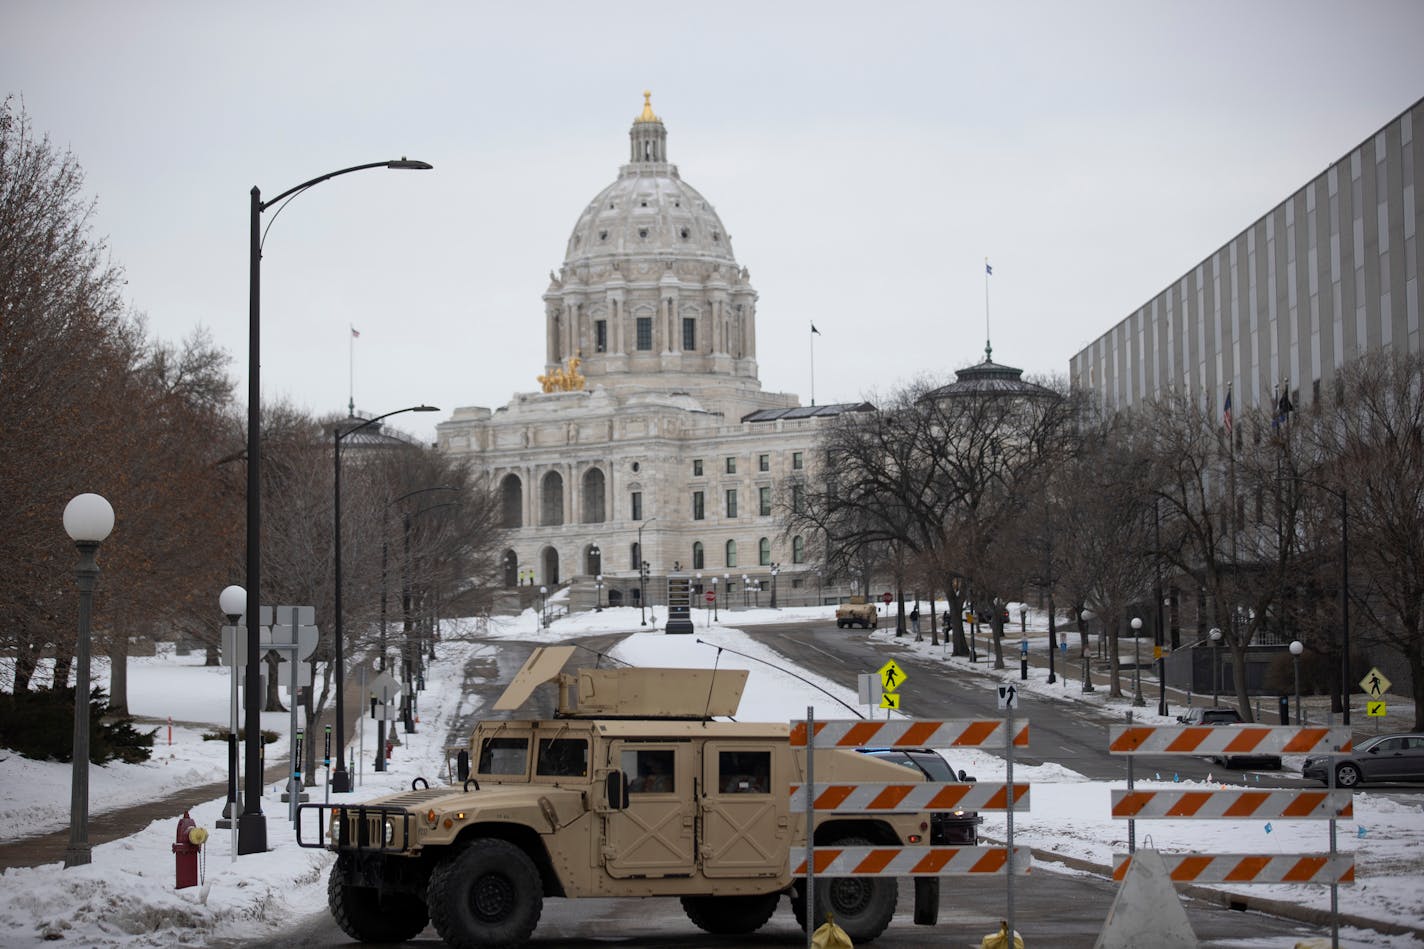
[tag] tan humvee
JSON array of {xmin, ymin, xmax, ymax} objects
[
  {"xmin": 300, "ymin": 645, "xmax": 941, "ymax": 947},
  {"xmin": 836, "ymin": 595, "xmax": 879, "ymax": 628}
]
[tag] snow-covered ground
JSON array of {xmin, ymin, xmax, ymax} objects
[{"xmin": 0, "ymin": 602, "xmax": 1419, "ymax": 947}]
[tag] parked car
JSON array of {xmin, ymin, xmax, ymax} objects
[
  {"xmin": 1174, "ymin": 706, "xmax": 1282, "ymax": 769},
  {"xmin": 1302, "ymin": 733, "xmax": 1424, "ymax": 788},
  {"xmin": 857, "ymin": 748, "xmax": 983, "ymax": 844}
]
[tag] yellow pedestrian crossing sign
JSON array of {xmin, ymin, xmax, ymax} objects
[
  {"xmin": 878, "ymin": 660, "xmax": 906, "ymax": 693},
  {"xmin": 880, "ymin": 692, "xmax": 901, "ymax": 710},
  {"xmin": 1367, "ymin": 701, "xmax": 1387, "ymax": 718},
  {"xmin": 1360, "ymin": 667, "xmax": 1391, "ymax": 699}
]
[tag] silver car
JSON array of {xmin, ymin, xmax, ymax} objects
[{"xmin": 1301, "ymin": 732, "xmax": 1424, "ymax": 788}]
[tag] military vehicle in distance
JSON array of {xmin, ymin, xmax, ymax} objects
[
  {"xmin": 835, "ymin": 595, "xmax": 879, "ymax": 629},
  {"xmin": 300, "ymin": 645, "xmax": 941, "ymax": 948}
]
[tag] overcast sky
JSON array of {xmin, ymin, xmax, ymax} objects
[{"xmin": 7, "ymin": 2, "xmax": 1424, "ymax": 444}]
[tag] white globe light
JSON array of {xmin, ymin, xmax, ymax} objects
[
  {"xmin": 1290, "ymin": 640, "xmax": 1304, "ymax": 656},
  {"xmin": 63, "ymin": 493, "xmax": 115, "ymax": 543},
  {"xmin": 1131, "ymin": 618, "xmax": 1143, "ymax": 630},
  {"xmin": 219, "ymin": 585, "xmax": 247, "ymax": 618}
]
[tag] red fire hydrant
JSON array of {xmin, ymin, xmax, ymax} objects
[
  {"xmin": 172, "ymin": 811, "xmax": 206, "ymax": 889},
  {"xmin": 385, "ymin": 739, "xmax": 394, "ymax": 760}
]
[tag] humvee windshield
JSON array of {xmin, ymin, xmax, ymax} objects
[
  {"xmin": 479, "ymin": 737, "xmax": 529, "ymax": 775},
  {"xmin": 536, "ymin": 738, "xmax": 589, "ymax": 777}
]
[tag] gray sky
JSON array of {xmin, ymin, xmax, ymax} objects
[{"xmin": 7, "ymin": 1, "xmax": 1423, "ymax": 444}]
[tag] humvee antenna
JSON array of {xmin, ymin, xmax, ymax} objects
[
  {"xmin": 571, "ymin": 643, "xmax": 634, "ymax": 668},
  {"xmin": 702, "ymin": 646, "xmax": 724, "ymax": 723},
  {"xmin": 694, "ymin": 639, "xmax": 865, "ymax": 718}
]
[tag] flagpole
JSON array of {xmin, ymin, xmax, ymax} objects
[
  {"xmin": 810, "ymin": 325, "xmax": 816, "ymax": 406},
  {"xmin": 984, "ymin": 258, "xmax": 992, "ymax": 361},
  {"xmin": 348, "ymin": 326, "xmax": 355, "ymax": 416}
]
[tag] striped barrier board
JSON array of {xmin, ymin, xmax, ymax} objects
[
  {"xmin": 1112, "ymin": 852, "xmax": 1355, "ymax": 885},
  {"xmin": 1110, "ymin": 789, "xmax": 1353, "ymax": 820},
  {"xmin": 790, "ymin": 719, "xmax": 1030, "ymax": 749},
  {"xmin": 1107, "ymin": 725, "xmax": 1352, "ymax": 756},
  {"xmin": 793, "ymin": 845, "xmax": 1033, "ymax": 877},
  {"xmin": 790, "ymin": 781, "xmax": 1029, "ymax": 813}
]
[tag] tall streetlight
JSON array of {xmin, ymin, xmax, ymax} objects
[
  {"xmin": 711, "ymin": 576, "xmax": 720, "ymax": 621},
  {"xmin": 62, "ymin": 492, "xmax": 114, "ymax": 869},
  {"xmin": 218, "ymin": 585, "xmax": 246, "ymax": 828},
  {"xmin": 1209, "ymin": 627, "xmax": 1223, "ymax": 707},
  {"xmin": 1290, "ymin": 640, "xmax": 1304, "ymax": 725},
  {"xmin": 770, "ymin": 563, "xmax": 781, "ymax": 609},
  {"xmin": 595, "ymin": 574, "xmax": 604, "ymax": 611},
  {"xmin": 540, "ymin": 585, "xmax": 549, "ymax": 628},
  {"xmin": 331, "ymin": 406, "xmax": 437, "ymax": 792},
  {"xmin": 742, "ymin": 574, "xmax": 750, "ymax": 608},
  {"xmin": 1130, "ymin": 618, "xmax": 1146, "ymax": 707},
  {"xmin": 1079, "ymin": 609, "xmax": 1096, "ymax": 693},
  {"xmin": 243, "ymin": 156, "xmax": 432, "ymax": 854}
]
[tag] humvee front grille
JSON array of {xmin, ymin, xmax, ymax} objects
[{"xmin": 296, "ymin": 803, "xmax": 415, "ymax": 852}]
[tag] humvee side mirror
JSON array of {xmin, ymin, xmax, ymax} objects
[
  {"xmin": 457, "ymin": 750, "xmax": 470, "ymax": 783},
  {"xmin": 959, "ymin": 770, "xmax": 975, "ymax": 783},
  {"xmin": 606, "ymin": 770, "xmax": 627, "ymax": 810}
]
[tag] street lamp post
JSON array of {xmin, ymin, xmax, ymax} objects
[
  {"xmin": 712, "ymin": 576, "xmax": 719, "ymax": 621},
  {"xmin": 331, "ymin": 406, "xmax": 437, "ymax": 792},
  {"xmin": 1290, "ymin": 640, "xmax": 1304, "ymax": 725},
  {"xmin": 62, "ymin": 493, "xmax": 114, "ymax": 868},
  {"xmin": 1209, "ymin": 627, "xmax": 1223, "ymax": 707},
  {"xmin": 595, "ymin": 574, "xmax": 604, "ymax": 611},
  {"xmin": 218, "ymin": 586, "xmax": 246, "ymax": 826},
  {"xmin": 770, "ymin": 563, "xmax": 780, "ymax": 609},
  {"xmin": 243, "ymin": 156, "xmax": 432, "ymax": 854},
  {"xmin": 1079, "ymin": 610, "xmax": 1096, "ymax": 693},
  {"xmin": 1046, "ymin": 597, "xmax": 1057, "ymax": 685},
  {"xmin": 637, "ymin": 518, "xmax": 657, "ymax": 626},
  {"xmin": 540, "ymin": 586, "xmax": 549, "ymax": 628},
  {"xmin": 742, "ymin": 574, "xmax": 750, "ymax": 608},
  {"xmin": 589, "ymin": 542, "xmax": 601, "ymax": 579},
  {"xmin": 1130, "ymin": 618, "xmax": 1146, "ymax": 707}
]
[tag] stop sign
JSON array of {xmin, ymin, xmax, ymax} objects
[
  {"xmin": 881, "ymin": 592, "xmax": 893, "ymax": 604},
  {"xmin": 705, "ymin": 591, "xmax": 716, "ymax": 603}
]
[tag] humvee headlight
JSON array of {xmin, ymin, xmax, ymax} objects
[
  {"xmin": 426, "ymin": 808, "xmax": 439, "ymax": 828},
  {"xmin": 383, "ymin": 819, "xmax": 395, "ymax": 845}
]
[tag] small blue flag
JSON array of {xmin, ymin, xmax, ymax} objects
[
  {"xmin": 1173, "ymin": 773, "xmax": 1180, "ymax": 783},
  {"xmin": 1265, "ymin": 822, "xmax": 1273, "ymax": 834},
  {"xmin": 1357, "ymin": 826, "xmax": 1368, "ymax": 839}
]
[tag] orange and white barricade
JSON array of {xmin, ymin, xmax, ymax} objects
[
  {"xmin": 794, "ymin": 843, "xmax": 1032, "ymax": 877},
  {"xmin": 1112, "ymin": 852, "xmax": 1355, "ymax": 885},
  {"xmin": 791, "ymin": 718, "xmax": 1029, "ymax": 750}
]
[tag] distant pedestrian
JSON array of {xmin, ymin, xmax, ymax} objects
[{"xmin": 910, "ymin": 606, "xmax": 921, "ymax": 641}]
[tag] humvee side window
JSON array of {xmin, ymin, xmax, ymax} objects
[
  {"xmin": 623, "ymin": 749, "xmax": 675, "ymax": 794},
  {"xmin": 536, "ymin": 738, "xmax": 589, "ymax": 777},
  {"xmin": 718, "ymin": 750, "xmax": 771, "ymax": 794},
  {"xmin": 478, "ymin": 737, "xmax": 529, "ymax": 775}
]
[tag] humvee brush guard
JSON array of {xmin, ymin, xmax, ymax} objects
[{"xmin": 299, "ymin": 646, "xmax": 939, "ymax": 947}]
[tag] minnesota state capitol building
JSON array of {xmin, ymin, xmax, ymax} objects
[{"xmin": 436, "ymin": 94, "xmax": 868, "ymax": 609}]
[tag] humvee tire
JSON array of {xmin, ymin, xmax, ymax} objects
[
  {"xmin": 327, "ymin": 855, "xmax": 429, "ymax": 943},
  {"xmin": 680, "ymin": 893, "xmax": 779, "ymax": 934},
  {"xmin": 791, "ymin": 836, "xmax": 896, "ymax": 942},
  {"xmin": 428, "ymin": 838, "xmax": 543, "ymax": 948}
]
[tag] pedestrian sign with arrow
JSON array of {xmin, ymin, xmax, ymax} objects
[
  {"xmin": 1360, "ymin": 667, "xmax": 1391, "ymax": 699},
  {"xmin": 878, "ymin": 660, "xmax": 906, "ymax": 693}
]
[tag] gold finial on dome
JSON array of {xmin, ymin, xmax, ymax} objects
[{"xmin": 636, "ymin": 90, "xmax": 659, "ymax": 123}]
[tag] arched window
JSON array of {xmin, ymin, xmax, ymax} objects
[
  {"xmin": 692, "ymin": 541, "xmax": 705, "ymax": 570},
  {"xmin": 725, "ymin": 539, "xmax": 737, "ymax": 568},
  {"xmin": 581, "ymin": 468, "xmax": 606, "ymax": 523},
  {"xmin": 542, "ymin": 546, "xmax": 560, "ymax": 585},
  {"xmin": 758, "ymin": 537, "xmax": 771, "ymax": 566},
  {"xmin": 540, "ymin": 471, "xmax": 564, "ymax": 526},
  {"xmin": 500, "ymin": 474, "xmax": 523, "ymax": 528},
  {"xmin": 792, "ymin": 535, "xmax": 806, "ymax": 564}
]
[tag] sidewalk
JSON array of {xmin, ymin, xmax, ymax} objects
[{"xmin": 0, "ymin": 664, "xmax": 373, "ymax": 871}]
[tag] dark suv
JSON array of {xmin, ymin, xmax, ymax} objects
[
  {"xmin": 1175, "ymin": 707, "xmax": 1281, "ymax": 769},
  {"xmin": 857, "ymin": 748, "xmax": 982, "ymax": 844}
]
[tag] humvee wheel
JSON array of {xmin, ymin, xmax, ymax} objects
[
  {"xmin": 791, "ymin": 836, "xmax": 896, "ymax": 942},
  {"xmin": 428, "ymin": 839, "xmax": 543, "ymax": 949},
  {"xmin": 327, "ymin": 855, "xmax": 429, "ymax": 943},
  {"xmin": 680, "ymin": 893, "xmax": 779, "ymax": 934}
]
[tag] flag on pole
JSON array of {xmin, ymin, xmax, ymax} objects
[
  {"xmin": 1222, "ymin": 386, "xmax": 1233, "ymax": 436},
  {"xmin": 1272, "ymin": 380, "xmax": 1294, "ymax": 430},
  {"xmin": 810, "ymin": 322, "xmax": 821, "ymax": 335},
  {"xmin": 985, "ymin": 260, "xmax": 993, "ymax": 276},
  {"xmin": 351, "ymin": 326, "xmax": 361, "ymax": 338}
]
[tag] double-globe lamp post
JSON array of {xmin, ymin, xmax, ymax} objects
[
  {"xmin": 1079, "ymin": 609, "xmax": 1096, "ymax": 693},
  {"xmin": 331, "ymin": 406, "xmax": 438, "ymax": 792},
  {"xmin": 62, "ymin": 493, "xmax": 115, "ymax": 869},
  {"xmin": 243, "ymin": 157, "xmax": 432, "ymax": 854}
]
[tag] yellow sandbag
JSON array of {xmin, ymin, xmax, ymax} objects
[
  {"xmin": 980, "ymin": 920, "xmax": 1025, "ymax": 949},
  {"xmin": 812, "ymin": 913, "xmax": 853, "ymax": 949}
]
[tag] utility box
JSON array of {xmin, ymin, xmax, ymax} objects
[{"xmin": 665, "ymin": 573, "xmax": 694, "ymax": 634}]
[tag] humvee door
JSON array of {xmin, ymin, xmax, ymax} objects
[
  {"xmin": 603, "ymin": 741, "xmax": 695, "ymax": 878},
  {"xmin": 699, "ymin": 742, "xmax": 787, "ymax": 879}
]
